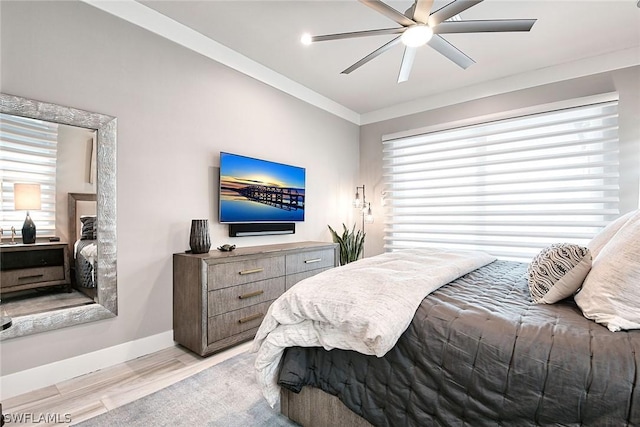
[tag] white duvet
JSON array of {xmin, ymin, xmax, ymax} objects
[{"xmin": 251, "ymin": 247, "xmax": 496, "ymax": 407}]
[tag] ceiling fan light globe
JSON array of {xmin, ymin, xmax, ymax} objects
[
  {"xmin": 301, "ymin": 33, "xmax": 313, "ymax": 45},
  {"xmin": 401, "ymin": 25, "xmax": 433, "ymax": 47}
]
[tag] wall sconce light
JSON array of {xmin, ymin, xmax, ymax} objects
[
  {"xmin": 364, "ymin": 202, "xmax": 374, "ymax": 224},
  {"xmin": 14, "ymin": 183, "xmax": 41, "ymax": 244},
  {"xmin": 353, "ymin": 186, "xmax": 363, "ymax": 209},
  {"xmin": 353, "ymin": 185, "xmax": 373, "ymax": 230}
]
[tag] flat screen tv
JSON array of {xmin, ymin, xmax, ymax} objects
[{"xmin": 219, "ymin": 152, "xmax": 305, "ymax": 223}]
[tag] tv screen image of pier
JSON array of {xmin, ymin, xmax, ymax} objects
[{"xmin": 219, "ymin": 152, "xmax": 305, "ymax": 223}]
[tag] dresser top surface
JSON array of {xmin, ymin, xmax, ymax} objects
[{"xmin": 174, "ymin": 241, "xmax": 337, "ymax": 260}]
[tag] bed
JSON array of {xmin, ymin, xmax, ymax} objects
[
  {"xmin": 68, "ymin": 193, "xmax": 98, "ymax": 291},
  {"xmin": 252, "ymin": 211, "xmax": 640, "ymax": 426}
]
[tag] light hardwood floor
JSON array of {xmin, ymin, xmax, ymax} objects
[{"xmin": 2, "ymin": 341, "xmax": 252, "ymax": 426}]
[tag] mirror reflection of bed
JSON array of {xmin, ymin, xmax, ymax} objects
[
  {"xmin": 68, "ymin": 193, "xmax": 99, "ymax": 300},
  {"xmin": 1, "ymin": 194, "xmax": 97, "ymax": 318}
]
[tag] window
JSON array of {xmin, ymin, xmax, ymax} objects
[
  {"xmin": 383, "ymin": 97, "xmax": 619, "ymax": 262},
  {"xmin": 0, "ymin": 113, "xmax": 58, "ymax": 238}
]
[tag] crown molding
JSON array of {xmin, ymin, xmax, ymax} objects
[
  {"xmin": 82, "ymin": 1, "xmax": 638, "ymax": 127},
  {"xmin": 81, "ymin": 0, "xmax": 361, "ymax": 125},
  {"xmin": 360, "ymin": 47, "xmax": 640, "ymax": 125}
]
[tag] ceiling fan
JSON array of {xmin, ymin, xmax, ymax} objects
[{"xmin": 301, "ymin": 0, "xmax": 537, "ymax": 83}]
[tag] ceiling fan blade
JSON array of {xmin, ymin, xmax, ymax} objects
[
  {"xmin": 428, "ymin": 0, "xmax": 483, "ymax": 27},
  {"xmin": 342, "ymin": 36, "xmax": 402, "ymax": 74},
  {"xmin": 413, "ymin": 0, "xmax": 434, "ymax": 24},
  {"xmin": 397, "ymin": 46, "xmax": 418, "ymax": 83},
  {"xmin": 434, "ymin": 19, "xmax": 536, "ymax": 34},
  {"xmin": 311, "ymin": 27, "xmax": 406, "ymax": 43},
  {"xmin": 358, "ymin": 0, "xmax": 416, "ymax": 27},
  {"xmin": 427, "ymin": 34, "xmax": 475, "ymax": 69}
]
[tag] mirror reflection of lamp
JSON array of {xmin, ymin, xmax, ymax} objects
[{"xmin": 14, "ymin": 183, "xmax": 41, "ymax": 244}]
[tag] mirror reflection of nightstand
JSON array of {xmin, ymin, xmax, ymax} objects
[{"xmin": 0, "ymin": 242, "xmax": 71, "ymax": 295}]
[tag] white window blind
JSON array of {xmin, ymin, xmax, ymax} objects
[
  {"xmin": 1, "ymin": 113, "xmax": 58, "ymax": 237},
  {"xmin": 383, "ymin": 99, "xmax": 619, "ymax": 262}
]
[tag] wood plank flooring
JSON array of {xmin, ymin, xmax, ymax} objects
[{"xmin": 2, "ymin": 341, "xmax": 252, "ymax": 426}]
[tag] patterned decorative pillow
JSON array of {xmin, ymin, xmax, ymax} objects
[
  {"xmin": 80, "ymin": 215, "xmax": 97, "ymax": 240},
  {"xmin": 527, "ymin": 243, "xmax": 592, "ymax": 304}
]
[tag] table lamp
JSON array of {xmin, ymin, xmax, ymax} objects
[{"xmin": 14, "ymin": 183, "xmax": 41, "ymax": 244}]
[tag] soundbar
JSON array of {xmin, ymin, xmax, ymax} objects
[{"xmin": 228, "ymin": 223, "xmax": 295, "ymax": 237}]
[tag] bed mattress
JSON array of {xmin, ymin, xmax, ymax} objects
[{"xmin": 278, "ymin": 260, "xmax": 640, "ymax": 426}]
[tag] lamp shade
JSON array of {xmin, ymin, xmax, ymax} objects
[{"xmin": 14, "ymin": 183, "xmax": 41, "ymax": 211}]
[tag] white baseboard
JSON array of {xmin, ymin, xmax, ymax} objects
[{"xmin": 0, "ymin": 330, "xmax": 175, "ymax": 400}]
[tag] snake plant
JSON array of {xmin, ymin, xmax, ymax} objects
[{"xmin": 328, "ymin": 223, "xmax": 365, "ymax": 265}]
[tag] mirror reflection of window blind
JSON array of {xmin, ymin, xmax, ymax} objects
[
  {"xmin": 383, "ymin": 98, "xmax": 619, "ymax": 262},
  {"xmin": 0, "ymin": 113, "xmax": 58, "ymax": 237}
]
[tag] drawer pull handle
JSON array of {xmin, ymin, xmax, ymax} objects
[
  {"xmin": 239, "ymin": 268, "xmax": 264, "ymax": 275},
  {"xmin": 18, "ymin": 274, "xmax": 44, "ymax": 281},
  {"xmin": 238, "ymin": 290, "xmax": 264, "ymax": 300},
  {"xmin": 238, "ymin": 313, "xmax": 263, "ymax": 324},
  {"xmin": 304, "ymin": 258, "xmax": 322, "ymax": 264}
]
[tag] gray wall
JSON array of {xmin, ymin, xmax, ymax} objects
[
  {"xmin": 361, "ymin": 67, "xmax": 640, "ymax": 256},
  {"xmin": 56, "ymin": 124, "xmax": 97, "ymax": 243},
  {"xmin": 0, "ymin": 1, "xmax": 359, "ymax": 375}
]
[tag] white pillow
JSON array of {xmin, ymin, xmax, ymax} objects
[
  {"xmin": 588, "ymin": 210, "xmax": 635, "ymax": 260},
  {"xmin": 575, "ymin": 210, "xmax": 640, "ymax": 332},
  {"xmin": 527, "ymin": 243, "xmax": 592, "ymax": 304}
]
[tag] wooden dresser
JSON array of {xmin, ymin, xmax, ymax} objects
[
  {"xmin": 0, "ymin": 242, "xmax": 71, "ymax": 295},
  {"xmin": 173, "ymin": 241, "xmax": 339, "ymax": 356}
]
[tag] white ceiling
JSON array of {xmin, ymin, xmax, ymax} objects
[{"xmin": 96, "ymin": 1, "xmax": 640, "ymax": 123}]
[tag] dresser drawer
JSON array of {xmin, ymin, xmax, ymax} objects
[
  {"xmin": 208, "ymin": 256, "xmax": 285, "ymax": 290},
  {"xmin": 286, "ymin": 248, "xmax": 335, "ymax": 275},
  {"xmin": 1, "ymin": 266, "xmax": 65, "ymax": 287},
  {"xmin": 208, "ymin": 300, "xmax": 273, "ymax": 343},
  {"xmin": 285, "ymin": 266, "xmax": 333, "ymax": 291},
  {"xmin": 208, "ymin": 277, "xmax": 285, "ymax": 316}
]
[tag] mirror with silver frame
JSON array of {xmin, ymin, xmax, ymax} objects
[{"xmin": 0, "ymin": 93, "xmax": 117, "ymax": 340}]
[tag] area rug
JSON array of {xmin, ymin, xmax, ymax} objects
[{"xmin": 77, "ymin": 351, "xmax": 297, "ymax": 426}]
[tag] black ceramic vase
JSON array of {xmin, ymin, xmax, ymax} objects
[
  {"xmin": 21, "ymin": 212, "xmax": 36, "ymax": 244},
  {"xmin": 189, "ymin": 219, "xmax": 211, "ymax": 254}
]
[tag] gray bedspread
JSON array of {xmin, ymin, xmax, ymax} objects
[{"xmin": 278, "ymin": 260, "xmax": 640, "ymax": 426}]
